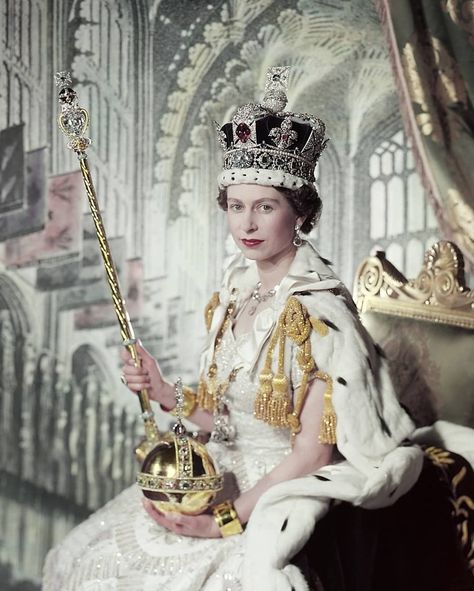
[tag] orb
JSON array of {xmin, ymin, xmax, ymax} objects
[{"xmin": 136, "ymin": 429, "xmax": 223, "ymax": 515}]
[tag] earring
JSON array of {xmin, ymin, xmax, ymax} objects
[{"xmin": 292, "ymin": 224, "xmax": 303, "ymax": 247}]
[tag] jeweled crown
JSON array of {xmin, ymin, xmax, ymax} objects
[{"xmin": 216, "ymin": 67, "xmax": 328, "ymax": 189}]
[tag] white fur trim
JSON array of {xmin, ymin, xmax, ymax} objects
[
  {"xmin": 243, "ymin": 447, "xmax": 423, "ymax": 590},
  {"xmin": 218, "ymin": 168, "xmax": 310, "ymax": 190},
  {"xmin": 412, "ymin": 420, "xmax": 474, "ymax": 469}
]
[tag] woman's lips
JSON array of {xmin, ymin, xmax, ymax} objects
[{"xmin": 241, "ymin": 239, "xmax": 264, "ymax": 247}]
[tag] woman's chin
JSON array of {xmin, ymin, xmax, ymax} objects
[{"xmin": 238, "ymin": 247, "xmax": 266, "ymax": 261}]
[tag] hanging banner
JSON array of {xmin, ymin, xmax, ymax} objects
[{"xmin": 5, "ymin": 170, "xmax": 83, "ymax": 269}]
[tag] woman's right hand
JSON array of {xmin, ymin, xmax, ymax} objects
[{"xmin": 120, "ymin": 341, "xmax": 176, "ymax": 410}]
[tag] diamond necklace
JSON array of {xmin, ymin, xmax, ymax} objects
[{"xmin": 247, "ymin": 281, "xmax": 277, "ymax": 316}]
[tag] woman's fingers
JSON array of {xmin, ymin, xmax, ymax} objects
[
  {"xmin": 122, "ymin": 365, "xmax": 149, "ymax": 377},
  {"xmin": 142, "ymin": 500, "xmax": 184, "ymax": 533}
]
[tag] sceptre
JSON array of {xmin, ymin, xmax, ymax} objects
[
  {"xmin": 54, "ymin": 71, "xmax": 159, "ymax": 460},
  {"xmin": 54, "ymin": 72, "xmax": 223, "ymax": 514}
]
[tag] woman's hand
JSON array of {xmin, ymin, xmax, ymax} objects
[
  {"xmin": 120, "ymin": 341, "xmax": 175, "ymax": 410},
  {"xmin": 142, "ymin": 499, "xmax": 221, "ymax": 538}
]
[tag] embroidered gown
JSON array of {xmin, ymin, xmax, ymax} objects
[
  {"xmin": 43, "ymin": 243, "xmax": 421, "ymax": 591},
  {"xmin": 43, "ymin": 325, "xmax": 296, "ymax": 591}
]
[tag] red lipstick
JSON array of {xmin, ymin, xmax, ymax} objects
[{"xmin": 242, "ymin": 239, "xmax": 264, "ymax": 248}]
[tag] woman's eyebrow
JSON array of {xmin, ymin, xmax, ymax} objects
[
  {"xmin": 254, "ymin": 198, "xmax": 280, "ymax": 204},
  {"xmin": 227, "ymin": 197, "xmax": 281, "ymax": 204}
]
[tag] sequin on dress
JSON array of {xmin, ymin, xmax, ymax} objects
[{"xmin": 43, "ymin": 325, "xmax": 293, "ymax": 591}]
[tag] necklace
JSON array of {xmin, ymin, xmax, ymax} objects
[{"xmin": 247, "ymin": 281, "xmax": 277, "ymax": 316}]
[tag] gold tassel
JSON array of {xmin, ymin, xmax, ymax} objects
[
  {"xmin": 268, "ymin": 373, "xmax": 290, "ymax": 426},
  {"xmin": 204, "ymin": 292, "xmax": 220, "ymax": 332},
  {"xmin": 316, "ymin": 371, "xmax": 337, "ymax": 444},
  {"xmin": 254, "ymin": 369, "xmax": 274, "ymax": 422}
]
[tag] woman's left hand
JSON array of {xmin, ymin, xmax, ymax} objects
[{"xmin": 143, "ymin": 499, "xmax": 221, "ymax": 538}]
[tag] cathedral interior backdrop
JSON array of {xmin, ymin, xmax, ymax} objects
[{"xmin": 1, "ymin": 0, "xmax": 472, "ymax": 588}]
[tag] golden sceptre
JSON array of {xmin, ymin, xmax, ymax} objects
[
  {"xmin": 54, "ymin": 71, "xmax": 159, "ymax": 459},
  {"xmin": 54, "ymin": 71, "xmax": 222, "ymax": 514}
]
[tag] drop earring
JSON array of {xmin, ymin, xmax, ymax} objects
[{"xmin": 292, "ymin": 224, "xmax": 303, "ymax": 247}]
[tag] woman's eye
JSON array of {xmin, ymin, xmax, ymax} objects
[
  {"xmin": 229, "ymin": 203, "xmax": 242, "ymax": 211},
  {"xmin": 259, "ymin": 203, "xmax": 273, "ymax": 212}
]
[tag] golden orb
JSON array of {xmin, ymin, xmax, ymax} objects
[{"xmin": 137, "ymin": 425, "xmax": 223, "ymax": 515}]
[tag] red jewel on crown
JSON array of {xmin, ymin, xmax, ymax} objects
[{"xmin": 235, "ymin": 122, "xmax": 251, "ymax": 143}]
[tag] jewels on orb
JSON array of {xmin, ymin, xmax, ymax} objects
[{"xmin": 235, "ymin": 122, "xmax": 251, "ymax": 143}]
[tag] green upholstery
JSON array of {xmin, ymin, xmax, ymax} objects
[{"xmin": 362, "ymin": 312, "xmax": 474, "ymax": 429}]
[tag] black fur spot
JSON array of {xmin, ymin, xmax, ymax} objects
[
  {"xmin": 319, "ymin": 256, "xmax": 333, "ymax": 266},
  {"xmin": 294, "ymin": 290, "xmax": 311, "ymax": 296},
  {"xmin": 321, "ymin": 318, "xmax": 339, "ymax": 331},
  {"xmin": 315, "ymin": 475, "xmax": 330, "ymax": 481},
  {"xmin": 374, "ymin": 343, "xmax": 386, "ymax": 358},
  {"xmin": 378, "ymin": 413, "xmax": 392, "ymax": 437},
  {"xmin": 337, "ymin": 377, "xmax": 347, "ymax": 386},
  {"xmin": 281, "ymin": 517, "xmax": 288, "ymax": 531}
]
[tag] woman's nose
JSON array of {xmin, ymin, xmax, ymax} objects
[{"xmin": 242, "ymin": 212, "xmax": 257, "ymax": 233}]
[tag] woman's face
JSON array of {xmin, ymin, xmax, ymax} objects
[{"xmin": 226, "ymin": 184, "xmax": 303, "ymax": 264}]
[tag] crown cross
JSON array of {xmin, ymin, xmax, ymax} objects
[{"xmin": 269, "ymin": 117, "xmax": 298, "ymax": 150}]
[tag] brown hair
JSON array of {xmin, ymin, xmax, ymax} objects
[{"xmin": 217, "ymin": 183, "xmax": 322, "ymax": 234}]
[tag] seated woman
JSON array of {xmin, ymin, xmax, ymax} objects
[{"xmin": 43, "ymin": 68, "xmax": 422, "ymax": 591}]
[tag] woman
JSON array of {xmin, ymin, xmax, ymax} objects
[{"xmin": 43, "ymin": 68, "xmax": 422, "ymax": 591}]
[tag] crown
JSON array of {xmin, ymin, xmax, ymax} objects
[{"xmin": 216, "ymin": 67, "xmax": 328, "ymax": 190}]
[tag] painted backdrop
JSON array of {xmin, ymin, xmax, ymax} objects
[{"xmin": 0, "ymin": 0, "xmax": 441, "ymax": 587}]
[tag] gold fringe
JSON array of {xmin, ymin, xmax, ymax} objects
[
  {"xmin": 204, "ymin": 292, "xmax": 220, "ymax": 332},
  {"xmin": 316, "ymin": 371, "xmax": 337, "ymax": 444},
  {"xmin": 254, "ymin": 369, "xmax": 274, "ymax": 422},
  {"xmin": 267, "ymin": 373, "xmax": 290, "ymax": 426},
  {"xmin": 253, "ymin": 297, "xmax": 337, "ymax": 443}
]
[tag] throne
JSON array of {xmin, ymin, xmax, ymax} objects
[
  {"xmin": 298, "ymin": 241, "xmax": 474, "ymax": 591},
  {"xmin": 355, "ymin": 240, "xmax": 474, "ymax": 433}
]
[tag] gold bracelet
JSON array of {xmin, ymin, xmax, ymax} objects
[
  {"xmin": 212, "ymin": 501, "xmax": 243, "ymax": 537},
  {"xmin": 169, "ymin": 385, "xmax": 197, "ymax": 418}
]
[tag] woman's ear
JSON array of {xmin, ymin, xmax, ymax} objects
[{"xmin": 296, "ymin": 215, "xmax": 306, "ymax": 230}]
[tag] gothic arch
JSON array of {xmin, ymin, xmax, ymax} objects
[{"xmin": 0, "ymin": 273, "xmax": 32, "ymax": 336}]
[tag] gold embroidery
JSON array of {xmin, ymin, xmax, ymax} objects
[
  {"xmin": 204, "ymin": 291, "xmax": 220, "ymax": 332},
  {"xmin": 424, "ymin": 445, "xmax": 455, "ymax": 467},
  {"xmin": 197, "ymin": 294, "xmax": 235, "ymax": 412},
  {"xmin": 254, "ymin": 296, "xmax": 336, "ymax": 444},
  {"xmin": 426, "ymin": 446, "xmax": 474, "ymax": 575}
]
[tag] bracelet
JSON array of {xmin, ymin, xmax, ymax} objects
[
  {"xmin": 169, "ymin": 385, "xmax": 197, "ymax": 418},
  {"xmin": 212, "ymin": 501, "xmax": 243, "ymax": 537}
]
